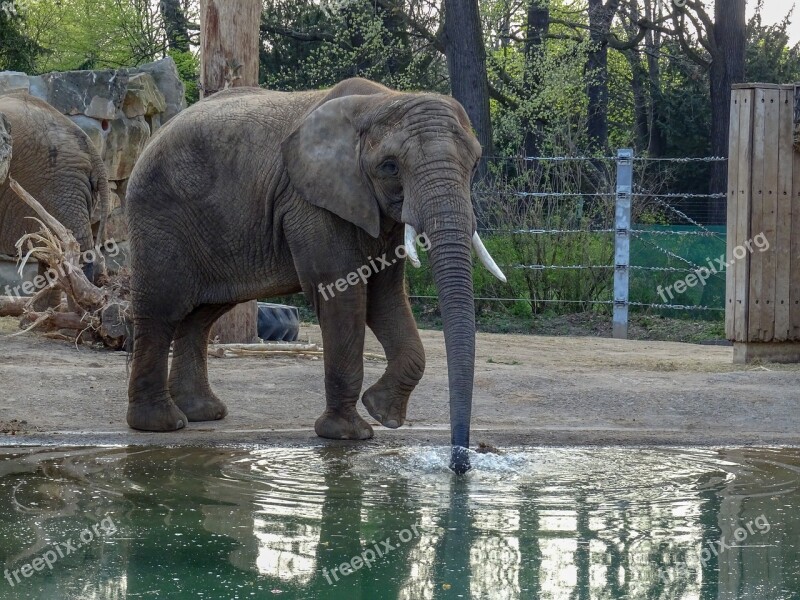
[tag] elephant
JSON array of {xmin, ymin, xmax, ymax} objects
[
  {"xmin": 0, "ymin": 92, "xmax": 109, "ymax": 298},
  {"xmin": 0, "ymin": 112, "xmax": 10, "ymax": 186},
  {"xmin": 125, "ymin": 78, "xmax": 506, "ymax": 474}
]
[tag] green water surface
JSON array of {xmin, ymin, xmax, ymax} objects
[{"xmin": 0, "ymin": 445, "xmax": 798, "ymax": 599}]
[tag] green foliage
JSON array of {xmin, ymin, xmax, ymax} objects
[
  {"xmin": 168, "ymin": 48, "xmax": 200, "ymax": 105},
  {"xmin": 20, "ymin": 0, "xmax": 164, "ymax": 72},
  {"xmin": 261, "ymin": 0, "xmax": 447, "ymax": 92},
  {"xmin": 746, "ymin": 1, "xmax": 800, "ymax": 83},
  {"xmin": 0, "ymin": 1, "xmax": 42, "ymax": 72}
]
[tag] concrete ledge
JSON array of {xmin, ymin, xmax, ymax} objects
[{"xmin": 734, "ymin": 341, "xmax": 800, "ymax": 364}]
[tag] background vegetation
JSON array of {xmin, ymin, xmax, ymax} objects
[{"xmin": 1, "ymin": 0, "xmax": 797, "ymax": 339}]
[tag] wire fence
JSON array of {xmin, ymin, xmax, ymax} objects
[{"xmin": 407, "ymin": 151, "xmax": 729, "ymax": 335}]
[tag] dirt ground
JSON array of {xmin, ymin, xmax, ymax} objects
[{"xmin": 1, "ymin": 315, "xmax": 799, "ymax": 449}]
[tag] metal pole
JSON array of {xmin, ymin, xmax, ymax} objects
[{"xmin": 613, "ymin": 148, "xmax": 633, "ymax": 339}]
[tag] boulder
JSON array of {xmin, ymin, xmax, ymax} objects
[
  {"xmin": 0, "ymin": 72, "xmax": 30, "ymax": 94},
  {"xmin": 39, "ymin": 69, "xmax": 128, "ymax": 119},
  {"xmin": 134, "ymin": 58, "xmax": 186, "ymax": 123},
  {"xmin": 103, "ymin": 112, "xmax": 150, "ymax": 181},
  {"xmin": 123, "ymin": 73, "xmax": 166, "ymax": 118},
  {"xmin": 68, "ymin": 115, "xmax": 109, "ymax": 156}
]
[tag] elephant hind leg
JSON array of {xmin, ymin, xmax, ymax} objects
[
  {"xmin": 169, "ymin": 304, "xmax": 234, "ymax": 422},
  {"xmin": 127, "ymin": 317, "xmax": 187, "ymax": 431}
]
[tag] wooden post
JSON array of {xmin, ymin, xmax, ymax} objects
[
  {"xmin": 200, "ymin": 0, "xmax": 261, "ymax": 343},
  {"xmin": 727, "ymin": 83, "xmax": 800, "ymax": 363},
  {"xmin": 199, "ymin": 0, "xmax": 261, "ymax": 97}
]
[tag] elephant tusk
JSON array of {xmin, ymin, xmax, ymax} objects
[
  {"xmin": 472, "ymin": 232, "xmax": 507, "ymax": 283},
  {"xmin": 404, "ymin": 223, "xmax": 421, "ymax": 268}
]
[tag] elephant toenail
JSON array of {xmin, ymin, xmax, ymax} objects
[{"xmin": 384, "ymin": 419, "xmax": 399, "ymax": 429}]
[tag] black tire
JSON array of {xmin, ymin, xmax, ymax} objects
[{"xmin": 257, "ymin": 302, "xmax": 300, "ymax": 342}]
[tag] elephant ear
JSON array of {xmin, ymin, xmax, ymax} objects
[{"xmin": 282, "ymin": 96, "xmax": 380, "ymax": 238}]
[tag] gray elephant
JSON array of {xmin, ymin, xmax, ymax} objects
[
  {"xmin": 125, "ymin": 78, "xmax": 505, "ymax": 473},
  {"xmin": 0, "ymin": 92, "xmax": 109, "ymax": 295}
]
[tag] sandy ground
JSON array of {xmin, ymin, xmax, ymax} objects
[{"xmin": 0, "ymin": 316, "xmax": 799, "ymax": 449}]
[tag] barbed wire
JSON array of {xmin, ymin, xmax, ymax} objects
[
  {"xmin": 632, "ymin": 192, "xmax": 727, "ymax": 199},
  {"xmin": 507, "ymin": 264, "xmax": 614, "ymax": 271},
  {"xmin": 486, "ymin": 156, "xmax": 617, "ymax": 162},
  {"xmin": 628, "ymin": 301, "xmax": 724, "ymax": 311},
  {"xmin": 633, "ymin": 235, "xmax": 725, "ymax": 282},
  {"xmin": 487, "ymin": 155, "xmax": 727, "ymax": 164},
  {"xmin": 633, "ymin": 156, "xmax": 727, "ymax": 163},
  {"xmin": 635, "ymin": 195, "xmax": 726, "ymax": 241},
  {"xmin": 481, "ymin": 228, "xmax": 615, "ymax": 235},
  {"xmin": 476, "ymin": 190, "xmax": 614, "ymax": 198},
  {"xmin": 630, "ymin": 229, "xmax": 719, "ymax": 237},
  {"xmin": 409, "ymin": 295, "xmax": 614, "ymax": 305},
  {"xmin": 629, "ymin": 265, "xmax": 697, "ymax": 273}
]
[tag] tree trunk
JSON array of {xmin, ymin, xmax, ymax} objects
[
  {"xmin": 160, "ymin": 0, "xmax": 191, "ymax": 53},
  {"xmin": 523, "ymin": 0, "xmax": 549, "ymax": 158},
  {"xmin": 627, "ymin": 48, "xmax": 650, "ymax": 151},
  {"xmin": 200, "ymin": 0, "xmax": 261, "ymax": 342},
  {"xmin": 443, "ymin": 0, "xmax": 493, "ymax": 179},
  {"xmin": 209, "ymin": 302, "xmax": 259, "ymax": 344},
  {"xmin": 708, "ymin": 0, "xmax": 746, "ymax": 224},
  {"xmin": 200, "ymin": 0, "xmax": 261, "ymax": 97},
  {"xmin": 643, "ymin": 0, "xmax": 665, "ymax": 157},
  {"xmin": 622, "ymin": 0, "xmax": 648, "ymax": 151},
  {"xmin": 586, "ymin": 0, "xmax": 619, "ymax": 153}
]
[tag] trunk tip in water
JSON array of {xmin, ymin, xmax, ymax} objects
[{"xmin": 450, "ymin": 445, "xmax": 471, "ymax": 475}]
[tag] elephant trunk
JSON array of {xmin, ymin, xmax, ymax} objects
[{"xmin": 417, "ymin": 199, "xmax": 476, "ymax": 475}]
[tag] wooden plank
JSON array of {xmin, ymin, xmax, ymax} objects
[
  {"xmin": 793, "ymin": 109, "xmax": 800, "ymax": 336},
  {"xmin": 734, "ymin": 89, "xmax": 754, "ymax": 341},
  {"xmin": 758, "ymin": 88, "xmax": 780, "ymax": 341},
  {"xmin": 732, "ymin": 83, "xmax": 788, "ymax": 90},
  {"xmin": 747, "ymin": 88, "xmax": 766, "ymax": 341},
  {"xmin": 775, "ymin": 87, "xmax": 794, "ymax": 341},
  {"xmin": 726, "ymin": 89, "xmax": 743, "ymax": 340}
]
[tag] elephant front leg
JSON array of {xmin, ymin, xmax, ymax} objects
[
  {"xmin": 362, "ymin": 262, "xmax": 425, "ymax": 429},
  {"xmin": 313, "ymin": 280, "xmax": 374, "ymax": 440}
]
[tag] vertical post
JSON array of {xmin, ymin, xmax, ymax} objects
[
  {"xmin": 613, "ymin": 148, "xmax": 633, "ymax": 339},
  {"xmin": 201, "ymin": 0, "xmax": 262, "ymax": 343},
  {"xmin": 199, "ymin": 0, "xmax": 261, "ymax": 97}
]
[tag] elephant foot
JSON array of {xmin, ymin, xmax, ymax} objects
[
  {"xmin": 174, "ymin": 392, "xmax": 228, "ymax": 422},
  {"xmin": 315, "ymin": 409, "xmax": 374, "ymax": 440},
  {"xmin": 362, "ymin": 381, "xmax": 409, "ymax": 429},
  {"xmin": 127, "ymin": 398, "xmax": 187, "ymax": 431}
]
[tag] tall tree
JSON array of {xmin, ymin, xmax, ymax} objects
[
  {"xmin": 708, "ymin": 0, "xmax": 746, "ymax": 216},
  {"xmin": 200, "ymin": 0, "xmax": 260, "ymax": 97},
  {"xmin": 200, "ymin": 0, "xmax": 261, "ymax": 342},
  {"xmin": 443, "ymin": 0, "xmax": 493, "ymax": 178},
  {"xmin": 671, "ymin": 0, "xmax": 746, "ymax": 223},
  {"xmin": 522, "ymin": 0, "xmax": 549, "ymax": 158},
  {"xmin": 585, "ymin": 0, "xmax": 620, "ymax": 152},
  {"xmin": 159, "ymin": 0, "xmax": 191, "ymax": 53},
  {"xmin": 0, "ymin": 2, "xmax": 41, "ymax": 72}
]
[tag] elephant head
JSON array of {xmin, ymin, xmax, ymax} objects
[{"xmin": 282, "ymin": 92, "xmax": 506, "ymax": 474}]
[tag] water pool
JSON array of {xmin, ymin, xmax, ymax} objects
[{"xmin": 0, "ymin": 445, "xmax": 798, "ymax": 599}]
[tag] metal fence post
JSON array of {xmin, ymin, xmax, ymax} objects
[{"xmin": 613, "ymin": 148, "xmax": 633, "ymax": 339}]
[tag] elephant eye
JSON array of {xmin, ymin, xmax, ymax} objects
[{"xmin": 379, "ymin": 160, "xmax": 399, "ymax": 177}]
